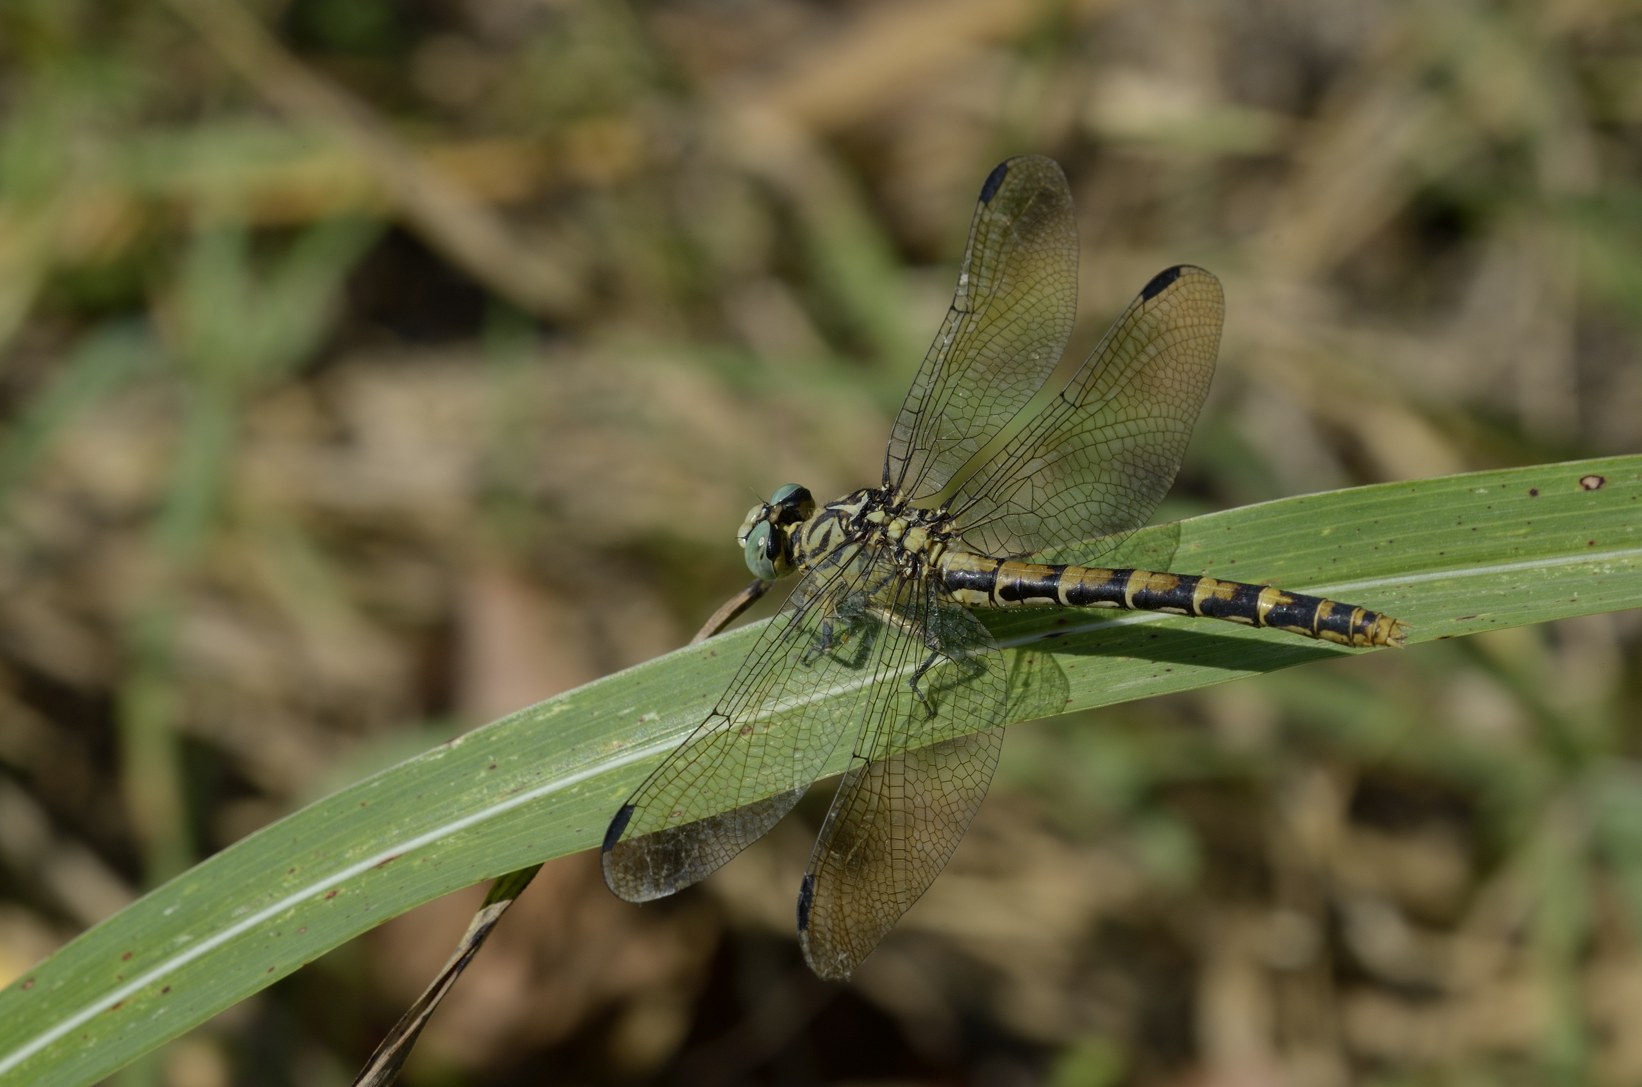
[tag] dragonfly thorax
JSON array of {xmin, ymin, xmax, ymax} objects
[{"xmin": 740, "ymin": 483, "xmax": 961, "ymax": 585}]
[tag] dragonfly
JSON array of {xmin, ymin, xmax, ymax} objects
[{"xmin": 603, "ymin": 155, "xmax": 1406, "ymax": 980}]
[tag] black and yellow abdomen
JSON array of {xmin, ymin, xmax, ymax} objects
[{"xmin": 939, "ymin": 553, "xmax": 1406, "ymax": 649}]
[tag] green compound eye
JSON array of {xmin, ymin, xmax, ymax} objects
[
  {"xmin": 738, "ymin": 486, "xmax": 812, "ymax": 580},
  {"xmin": 742, "ymin": 521, "xmax": 777, "ymax": 580},
  {"xmin": 770, "ymin": 483, "xmax": 806, "ymax": 506},
  {"xmin": 768, "ymin": 484, "xmax": 815, "ymax": 532}
]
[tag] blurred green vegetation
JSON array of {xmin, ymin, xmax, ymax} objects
[{"xmin": 0, "ymin": 1, "xmax": 1639, "ymax": 1085}]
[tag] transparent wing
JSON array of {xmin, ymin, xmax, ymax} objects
[
  {"xmin": 945, "ymin": 264, "xmax": 1224, "ymax": 560},
  {"xmin": 797, "ymin": 588, "xmax": 1007, "ymax": 980},
  {"xmin": 601, "ymin": 556, "xmax": 868, "ymax": 901},
  {"xmin": 603, "ymin": 545, "xmax": 998, "ymax": 903},
  {"xmin": 886, "ymin": 155, "xmax": 1079, "ymax": 501}
]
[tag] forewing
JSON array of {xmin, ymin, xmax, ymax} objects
[
  {"xmin": 946, "ymin": 264, "xmax": 1224, "ymax": 560},
  {"xmin": 797, "ymin": 589, "xmax": 1007, "ymax": 979},
  {"xmin": 886, "ymin": 155, "xmax": 1079, "ymax": 501},
  {"xmin": 605, "ymin": 547, "xmax": 927, "ymax": 902}
]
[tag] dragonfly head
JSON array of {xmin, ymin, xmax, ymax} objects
[{"xmin": 737, "ymin": 483, "xmax": 815, "ymax": 580}]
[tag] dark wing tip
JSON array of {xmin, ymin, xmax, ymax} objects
[
  {"xmin": 602, "ymin": 803, "xmax": 635, "ymax": 854},
  {"xmin": 796, "ymin": 873, "xmax": 855, "ymax": 980},
  {"xmin": 796, "ymin": 872, "xmax": 816, "ymax": 931},
  {"xmin": 1139, "ymin": 264, "xmax": 1186, "ymax": 302},
  {"xmin": 978, "ymin": 160, "xmax": 1010, "ymax": 204}
]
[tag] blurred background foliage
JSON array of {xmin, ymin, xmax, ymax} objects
[{"xmin": 1, "ymin": 0, "xmax": 1639, "ymax": 1084}]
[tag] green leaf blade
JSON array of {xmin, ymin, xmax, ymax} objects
[{"xmin": 2, "ymin": 455, "xmax": 1639, "ymax": 1087}]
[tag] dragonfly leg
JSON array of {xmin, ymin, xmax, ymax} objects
[
  {"xmin": 804, "ymin": 597, "xmax": 876, "ymax": 670},
  {"xmin": 907, "ymin": 642, "xmax": 990, "ymax": 707},
  {"xmin": 906, "ymin": 609, "xmax": 991, "ymax": 712},
  {"xmin": 907, "ymin": 649, "xmax": 940, "ymax": 707}
]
